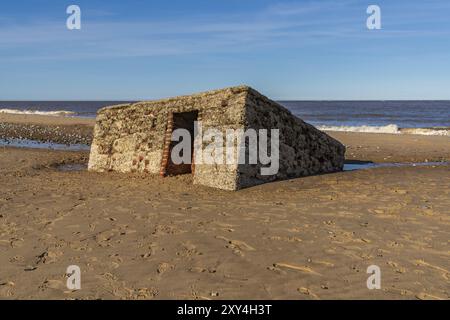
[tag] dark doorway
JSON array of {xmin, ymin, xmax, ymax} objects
[{"xmin": 165, "ymin": 111, "xmax": 198, "ymax": 176}]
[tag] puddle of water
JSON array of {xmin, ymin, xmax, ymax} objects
[
  {"xmin": 57, "ymin": 161, "xmax": 447, "ymax": 173},
  {"xmin": 344, "ymin": 161, "xmax": 448, "ymax": 171},
  {"xmin": 344, "ymin": 162, "xmax": 376, "ymax": 171},
  {"xmin": 4, "ymin": 137, "xmax": 446, "ymax": 174},
  {"xmin": 57, "ymin": 163, "xmax": 88, "ymax": 172},
  {"xmin": 0, "ymin": 138, "xmax": 90, "ymax": 151}
]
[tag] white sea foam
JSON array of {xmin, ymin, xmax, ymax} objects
[
  {"xmin": 399, "ymin": 128, "xmax": 450, "ymax": 136},
  {"xmin": 0, "ymin": 108, "xmax": 75, "ymax": 116},
  {"xmin": 318, "ymin": 124, "xmax": 449, "ymax": 136},
  {"xmin": 317, "ymin": 124, "xmax": 401, "ymax": 134}
]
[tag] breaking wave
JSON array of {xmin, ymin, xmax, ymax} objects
[
  {"xmin": 317, "ymin": 124, "xmax": 449, "ymax": 136},
  {"xmin": 0, "ymin": 108, "xmax": 76, "ymax": 117},
  {"xmin": 399, "ymin": 127, "xmax": 450, "ymax": 136}
]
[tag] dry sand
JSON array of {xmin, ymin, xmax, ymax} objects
[{"xmin": 0, "ymin": 114, "xmax": 449, "ymax": 300}]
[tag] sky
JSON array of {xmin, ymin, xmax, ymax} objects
[{"xmin": 1, "ymin": 0, "xmax": 450, "ymax": 100}]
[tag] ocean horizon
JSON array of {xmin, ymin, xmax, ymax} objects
[{"xmin": 1, "ymin": 100, "xmax": 449, "ymax": 135}]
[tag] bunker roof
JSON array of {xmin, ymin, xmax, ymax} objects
[{"xmin": 97, "ymin": 85, "xmax": 254, "ymax": 114}]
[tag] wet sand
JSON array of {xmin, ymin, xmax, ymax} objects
[
  {"xmin": 0, "ymin": 114, "xmax": 94, "ymax": 145},
  {"xmin": 331, "ymin": 131, "xmax": 450, "ymax": 163},
  {"xmin": 0, "ymin": 114, "xmax": 449, "ymax": 299},
  {"xmin": 2, "ymin": 113, "xmax": 448, "ymax": 163}
]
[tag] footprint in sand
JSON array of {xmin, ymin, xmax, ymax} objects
[
  {"xmin": 94, "ymin": 230, "xmax": 117, "ymax": 246},
  {"xmin": 212, "ymin": 222, "xmax": 236, "ymax": 233},
  {"xmin": 386, "ymin": 261, "xmax": 406, "ymax": 274},
  {"xmin": 297, "ymin": 287, "xmax": 320, "ymax": 299},
  {"xmin": 215, "ymin": 236, "xmax": 255, "ymax": 256},
  {"xmin": 415, "ymin": 292, "xmax": 445, "ymax": 300},
  {"xmin": 267, "ymin": 235, "xmax": 302, "ymax": 243},
  {"xmin": 0, "ymin": 282, "xmax": 15, "ymax": 298},
  {"xmin": 413, "ymin": 259, "xmax": 450, "ymax": 280},
  {"xmin": 157, "ymin": 262, "xmax": 174, "ymax": 275},
  {"xmin": 39, "ymin": 279, "xmax": 65, "ymax": 292},
  {"xmin": 36, "ymin": 248, "xmax": 63, "ymax": 265},
  {"xmin": 108, "ymin": 253, "xmax": 123, "ymax": 269},
  {"xmin": 9, "ymin": 255, "xmax": 24, "ymax": 263},
  {"xmin": 152, "ymin": 224, "xmax": 185, "ymax": 236},
  {"xmin": 272, "ymin": 263, "xmax": 321, "ymax": 276},
  {"xmin": 189, "ymin": 266, "xmax": 217, "ymax": 274},
  {"xmin": 176, "ymin": 241, "xmax": 202, "ymax": 258}
]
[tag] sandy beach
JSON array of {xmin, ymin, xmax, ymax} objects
[{"xmin": 0, "ymin": 114, "xmax": 449, "ymax": 299}]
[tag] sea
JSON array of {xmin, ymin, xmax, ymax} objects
[{"xmin": 1, "ymin": 100, "xmax": 449, "ymax": 136}]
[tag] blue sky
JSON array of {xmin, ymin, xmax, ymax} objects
[{"xmin": 1, "ymin": 0, "xmax": 450, "ymax": 100}]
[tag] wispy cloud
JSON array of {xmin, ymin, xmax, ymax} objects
[{"xmin": 0, "ymin": 1, "xmax": 449, "ymax": 62}]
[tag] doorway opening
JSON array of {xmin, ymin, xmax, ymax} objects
[{"xmin": 164, "ymin": 111, "xmax": 198, "ymax": 176}]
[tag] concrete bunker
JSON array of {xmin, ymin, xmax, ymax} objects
[{"xmin": 88, "ymin": 86, "xmax": 345, "ymax": 190}]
